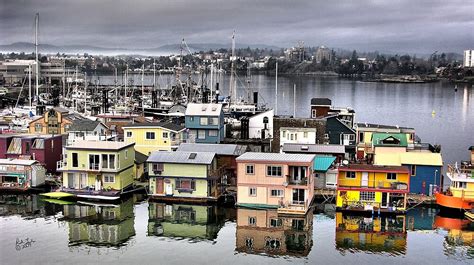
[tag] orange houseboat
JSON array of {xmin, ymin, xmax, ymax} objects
[{"xmin": 436, "ymin": 148, "xmax": 474, "ymax": 211}]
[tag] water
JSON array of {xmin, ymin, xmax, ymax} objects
[
  {"xmin": 0, "ymin": 194, "xmax": 473, "ymax": 264},
  {"xmin": 90, "ymin": 74, "xmax": 474, "ymax": 165}
]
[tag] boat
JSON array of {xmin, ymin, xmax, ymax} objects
[
  {"xmin": 435, "ymin": 158, "xmax": 474, "ymax": 212},
  {"xmin": 40, "ymin": 191, "xmax": 75, "ymax": 199},
  {"xmin": 465, "ymin": 209, "xmax": 474, "ymax": 221}
]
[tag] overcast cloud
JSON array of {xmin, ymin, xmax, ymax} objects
[{"xmin": 0, "ymin": 0, "xmax": 472, "ymax": 53}]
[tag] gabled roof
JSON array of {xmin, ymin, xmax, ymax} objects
[
  {"xmin": 68, "ymin": 119, "xmax": 105, "ymax": 132},
  {"xmin": 122, "ymin": 122, "xmax": 185, "ymax": 132},
  {"xmin": 372, "ymin": 133, "xmax": 408, "ymax": 147},
  {"xmin": 177, "ymin": 143, "xmax": 247, "ymax": 156},
  {"xmin": 147, "ymin": 151, "xmax": 215, "ymax": 165},
  {"xmin": 185, "ymin": 103, "xmax": 222, "ymax": 116},
  {"xmin": 282, "ymin": 143, "xmax": 345, "ymax": 154},
  {"xmin": 236, "ymin": 152, "xmax": 315, "ymax": 163},
  {"xmin": 314, "ymin": 156, "xmax": 336, "ymax": 172},
  {"xmin": 310, "ymin": 98, "xmax": 332, "ymax": 106}
]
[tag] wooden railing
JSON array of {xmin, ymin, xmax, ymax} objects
[{"xmin": 339, "ymin": 180, "xmax": 408, "ymax": 190}]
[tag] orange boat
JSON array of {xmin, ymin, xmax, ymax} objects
[{"xmin": 436, "ymin": 159, "xmax": 474, "ymax": 211}]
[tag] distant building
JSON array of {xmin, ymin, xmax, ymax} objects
[
  {"xmin": 0, "ymin": 60, "xmax": 37, "ymax": 84},
  {"xmin": 464, "ymin": 50, "xmax": 474, "ymax": 67},
  {"xmin": 284, "ymin": 44, "xmax": 305, "ymax": 63},
  {"xmin": 315, "ymin": 46, "xmax": 332, "ymax": 64},
  {"xmin": 185, "ymin": 103, "xmax": 224, "ymax": 144}
]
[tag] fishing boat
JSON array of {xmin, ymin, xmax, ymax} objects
[{"xmin": 435, "ymin": 148, "xmax": 474, "ymax": 212}]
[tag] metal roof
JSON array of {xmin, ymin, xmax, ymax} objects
[
  {"xmin": 177, "ymin": 143, "xmax": 246, "ymax": 156},
  {"xmin": 68, "ymin": 119, "xmax": 104, "ymax": 132},
  {"xmin": 0, "ymin": 158, "xmax": 38, "ymax": 166},
  {"xmin": 147, "ymin": 151, "xmax": 215, "ymax": 165},
  {"xmin": 282, "ymin": 143, "xmax": 345, "ymax": 154},
  {"xmin": 314, "ymin": 156, "xmax": 336, "ymax": 172},
  {"xmin": 236, "ymin": 152, "xmax": 315, "ymax": 163},
  {"xmin": 185, "ymin": 103, "xmax": 222, "ymax": 116}
]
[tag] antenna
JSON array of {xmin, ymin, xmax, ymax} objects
[{"xmin": 229, "ymin": 30, "xmax": 236, "ymax": 104}]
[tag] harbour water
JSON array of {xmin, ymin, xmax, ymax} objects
[{"xmin": 0, "ymin": 194, "xmax": 473, "ymax": 264}]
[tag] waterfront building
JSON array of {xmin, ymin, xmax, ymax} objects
[
  {"xmin": 185, "ymin": 103, "xmax": 224, "ymax": 144},
  {"xmin": 0, "ymin": 134, "xmax": 63, "ymax": 173},
  {"xmin": 246, "ymin": 109, "xmax": 273, "ymax": 139},
  {"xmin": 336, "ymin": 164, "xmax": 410, "ymax": 214},
  {"xmin": 235, "ymin": 208, "xmax": 313, "ymax": 257},
  {"xmin": 282, "ymin": 143, "xmax": 346, "ymax": 163},
  {"xmin": 374, "ymin": 152, "xmax": 443, "ymax": 194},
  {"xmin": 464, "ymin": 50, "xmax": 474, "ymax": 68},
  {"xmin": 28, "ymin": 107, "xmax": 86, "ymax": 135},
  {"xmin": 57, "ymin": 140, "xmax": 135, "ymax": 200},
  {"xmin": 272, "ymin": 116, "xmax": 326, "ymax": 153},
  {"xmin": 310, "ymin": 98, "xmax": 355, "ymax": 128},
  {"xmin": 62, "ymin": 198, "xmax": 135, "ymax": 247},
  {"xmin": 0, "ymin": 60, "xmax": 38, "ymax": 84},
  {"xmin": 147, "ymin": 202, "xmax": 227, "ymax": 240},
  {"xmin": 95, "ymin": 113, "xmax": 148, "ymax": 140},
  {"xmin": 66, "ymin": 119, "xmax": 111, "ymax": 146},
  {"xmin": 313, "ymin": 156, "xmax": 338, "ymax": 189},
  {"xmin": 177, "ymin": 143, "xmax": 248, "ymax": 187},
  {"xmin": 335, "ymin": 213, "xmax": 407, "ymax": 255},
  {"xmin": 236, "ymin": 152, "xmax": 316, "ymax": 215},
  {"xmin": 0, "ymin": 159, "xmax": 45, "ymax": 190},
  {"xmin": 123, "ymin": 122, "xmax": 187, "ymax": 155},
  {"xmin": 147, "ymin": 151, "xmax": 221, "ymax": 201}
]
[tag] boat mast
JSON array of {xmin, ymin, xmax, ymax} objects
[
  {"xmin": 35, "ymin": 13, "xmax": 39, "ymax": 102},
  {"xmin": 28, "ymin": 63, "xmax": 32, "ymax": 107},
  {"xmin": 84, "ymin": 72, "xmax": 87, "ymax": 115},
  {"xmin": 275, "ymin": 62, "xmax": 278, "ymax": 115},
  {"xmin": 210, "ymin": 63, "xmax": 214, "ymax": 102},
  {"xmin": 229, "ymin": 30, "xmax": 236, "ymax": 104},
  {"xmin": 141, "ymin": 63, "xmax": 145, "ymax": 114},
  {"xmin": 153, "ymin": 58, "xmax": 156, "ymax": 90}
]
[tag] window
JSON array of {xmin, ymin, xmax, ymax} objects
[
  {"xmin": 359, "ymin": 132, "xmax": 364, "ymax": 142},
  {"xmin": 311, "ymin": 109, "xmax": 317, "ymax": 118},
  {"xmin": 249, "ymin": 187, "xmax": 257, "ymax": 196},
  {"xmin": 104, "ymin": 175, "xmax": 115, "ymax": 183},
  {"xmin": 290, "ymin": 134, "xmax": 294, "ymax": 141},
  {"xmin": 35, "ymin": 123, "xmax": 42, "ymax": 133},
  {"xmin": 126, "ymin": 131, "xmax": 132, "ymax": 138},
  {"xmin": 360, "ymin": 191, "xmax": 375, "ymax": 201},
  {"xmin": 282, "ymin": 131, "xmax": 286, "ymax": 138},
  {"xmin": 410, "ymin": 165, "xmax": 416, "ymax": 176},
  {"xmin": 267, "ymin": 166, "xmax": 282, "ymax": 177},
  {"xmin": 190, "ymin": 117, "xmax": 194, "ymax": 122},
  {"xmin": 102, "ymin": 154, "xmax": 116, "ymax": 169},
  {"xmin": 146, "ymin": 132, "xmax": 155, "ymax": 140},
  {"xmin": 387, "ymin": 173, "xmax": 397, "ymax": 180},
  {"xmin": 246, "ymin": 164, "xmax": 254, "ymax": 175},
  {"xmin": 89, "ymin": 154, "xmax": 100, "ymax": 170},
  {"xmin": 162, "ymin": 132, "xmax": 169, "ymax": 138},
  {"xmin": 25, "ymin": 142, "xmax": 30, "ymax": 153},
  {"xmin": 72, "ymin": 152, "xmax": 78, "ymax": 167},
  {"xmin": 345, "ymin": 171, "xmax": 356, "ymax": 179},
  {"xmin": 200, "ymin": 117, "xmax": 208, "ymax": 125},
  {"xmin": 198, "ymin": 130, "xmax": 206, "ymax": 139},
  {"xmin": 208, "ymin": 130, "xmax": 218, "ymax": 137},
  {"xmin": 176, "ymin": 179, "xmax": 196, "ymax": 190},
  {"xmin": 270, "ymin": 218, "xmax": 282, "ymax": 227},
  {"xmin": 303, "ymin": 131, "xmax": 308, "ymax": 138},
  {"xmin": 248, "ymin": 217, "xmax": 256, "ymax": 226},
  {"xmin": 208, "ymin": 117, "xmax": 218, "ymax": 125},
  {"xmin": 270, "ymin": 189, "xmax": 284, "ymax": 197}
]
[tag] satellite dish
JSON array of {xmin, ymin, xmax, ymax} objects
[{"xmin": 342, "ymin": 160, "xmax": 349, "ymax": 166}]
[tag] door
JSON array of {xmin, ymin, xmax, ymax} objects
[
  {"xmin": 156, "ymin": 178, "xmax": 164, "ymax": 195},
  {"xmin": 67, "ymin": 173, "xmax": 74, "ymax": 188},
  {"xmin": 165, "ymin": 182, "xmax": 173, "ymax": 195},
  {"xmin": 95, "ymin": 175, "xmax": 102, "ymax": 191},
  {"xmin": 381, "ymin": 192, "xmax": 388, "ymax": 208},
  {"xmin": 80, "ymin": 173, "xmax": 87, "ymax": 189},
  {"xmin": 361, "ymin": 172, "xmax": 369, "ymax": 187},
  {"xmin": 292, "ymin": 189, "xmax": 305, "ymax": 205}
]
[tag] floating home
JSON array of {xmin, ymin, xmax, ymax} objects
[
  {"xmin": 236, "ymin": 152, "xmax": 316, "ymax": 215},
  {"xmin": 336, "ymin": 164, "xmax": 410, "ymax": 214},
  {"xmin": 0, "ymin": 158, "xmax": 46, "ymax": 191},
  {"xmin": 57, "ymin": 141, "xmax": 136, "ymax": 201}
]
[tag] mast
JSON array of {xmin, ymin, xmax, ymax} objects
[
  {"xmin": 114, "ymin": 66, "xmax": 118, "ymax": 104},
  {"xmin": 35, "ymin": 13, "xmax": 39, "ymax": 102},
  {"xmin": 275, "ymin": 62, "xmax": 278, "ymax": 115},
  {"xmin": 141, "ymin": 64, "xmax": 145, "ymax": 114},
  {"xmin": 210, "ymin": 63, "xmax": 214, "ymax": 102},
  {"xmin": 153, "ymin": 58, "xmax": 156, "ymax": 90},
  {"xmin": 28, "ymin": 63, "xmax": 32, "ymax": 107},
  {"xmin": 84, "ymin": 72, "xmax": 87, "ymax": 115},
  {"xmin": 229, "ymin": 30, "xmax": 236, "ymax": 104},
  {"xmin": 293, "ymin": 84, "xmax": 296, "ymax": 117}
]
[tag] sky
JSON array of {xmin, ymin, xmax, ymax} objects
[{"xmin": 0, "ymin": 0, "xmax": 472, "ymax": 54}]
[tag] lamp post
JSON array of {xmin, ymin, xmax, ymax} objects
[{"xmin": 434, "ymin": 169, "xmax": 438, "ymax": 194}]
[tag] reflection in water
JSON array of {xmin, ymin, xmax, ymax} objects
[
  {"xmin": 0, "ymin": 194, "xmax": 62, "ymax": 218},
  {"xmin": 61, "ymin": 197, "xmax": 136, "ymax": 247},
  {"xmin": 406, "ymin": 206, "xmax": 438, "ymax": 231},
  {"xmin": 235, "ymin": 208, "xmax": 313, "ymax": 257},
  {"xmin": 147, "ymin": 202, "xmax": 235, "ymax": 241},
  {"xmin": 335, "ymin": 212, "xmax": 407, "ymax": 255},
  {"xmin": 433, "ymin": 214, "xmax": 474, "ymax": 259}
]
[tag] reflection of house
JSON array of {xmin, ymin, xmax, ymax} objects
[
  {"xmin": 123, "ymin": 122, "xmax": 187, "ymax": 155},
  {"xmin": 0, "ymin": 194, "xmax": 61, "ymax": 218},
  {"xmin": 147, "ymin": 202, "xmax": 227, "ymax": 240},
  {"xmin": 0, "ymin": 134, "xmax": 62, "ymax": 173},
  {"xmin": 236, "ymin": 152, "xmax": 316, "ymax": 215},
  {"xmin": 177, "ymin": 143, "xmax": 248, "ymax": 187},
  {"xmin": 0, "ymin": 159, "xmax": 45, "ymax": 190},
  {"xmin": 63, "ymin": 199, "xmax": 135, "ymax": 246},
  {"xmin": 336, "ymin": 164, "xmax": 410, "ymax": 213},
  {"xmin": 148, "ymin": 151, "xmax": 220, "ymax": 201},
  {"xmin": 235, "ymin": 208, "xmax": 313, "ymax": 257},
  {"xmin": 335, "ymin": 212, "xmax": 407, "ymax": 254},
  {"xmin": 57, "ymin": 141, "xmax": 135, "ymax": 200}
]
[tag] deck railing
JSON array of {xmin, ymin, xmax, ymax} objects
[
  {"xmin": 287, "ymin": 175, "xmax": 308, "ymax": 185},
  {"xmin": 339, "ymin": 180, "xmax": 408, "ymax": 190}
]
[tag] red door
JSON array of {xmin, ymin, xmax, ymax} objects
[{"xmin": 156, "ymin": 178, "xmax": 164, "ymax": 195}]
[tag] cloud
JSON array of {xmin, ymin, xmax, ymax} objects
[{"xmin": 0, "ymin": 0, "xmax": 472, "ymax": 53}]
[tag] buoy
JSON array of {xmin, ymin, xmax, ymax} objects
[{"xmin": 431, "ymin": 110, "xmax": 436, "ymax": 118}]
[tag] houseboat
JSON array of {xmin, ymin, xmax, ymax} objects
[
  {"xmin": 0, "ymin": 158, "xmax": 46, "ymax": 191},
  {"xmin": 57, "ymin": 140, "xmax": 136, "ymax": 201},
  {"xmin": 235, "ymin": 152, "xmax": 316, "ymax": 215}
]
